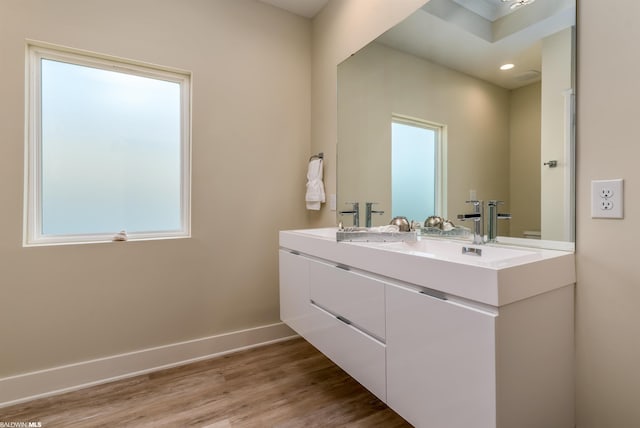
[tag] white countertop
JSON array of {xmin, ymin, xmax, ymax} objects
[{"xmin": 280, "ymin": 228, "xmax": 576, "ymax": 307}]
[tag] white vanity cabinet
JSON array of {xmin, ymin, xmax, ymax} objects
[
  {"xmin": 279, "ymin": 250, "xmax": 311, "ymax": 336},
  {"xmin": 386, "ymin": 284, "xmax": 497, "ymax": 427},
  {"xmin": 384, "ymin": 281, "xmax": 574, "ymax": 428},
  {"xmin": 279, "ymin": 229, "xmax": 576, "ymax": 428},
  {"xmin": 279, "ymin": 249, "xmax": 387, "ymax": 401}
]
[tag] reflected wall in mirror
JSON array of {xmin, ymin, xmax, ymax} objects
[{"xmin": 337, "ymin": 0, "xmax": 576, "ymax": 244}]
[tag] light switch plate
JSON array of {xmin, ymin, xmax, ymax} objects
[
  {"xmin": 329, "ymin": 194, "xmax": 337, "ymax": 211},
  {"xmin": 591, "ymin": 179, "xmax": 624, "ymax": 219}
]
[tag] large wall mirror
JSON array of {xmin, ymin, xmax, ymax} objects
[{"xmin": 337, "ymin": 0, "xmax": 576, "ymax": 246}]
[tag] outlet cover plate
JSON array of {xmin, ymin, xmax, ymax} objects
[
  {"xmin": 329, "ymin": 194, "xmax": 337, "ymax": 211},
  {"xmin": 591, "ymin": 179, "xmax": 624, "ymax": 219}
]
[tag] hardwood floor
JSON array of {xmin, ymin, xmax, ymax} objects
[{"xmin": 0, "ymin": 338, "xmax": 411, "ymax": 427}]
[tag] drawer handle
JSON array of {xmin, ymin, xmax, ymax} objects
[
  {"xmin": 336, "ymin": 264, "xmax": 350, "ymax": 271},
  {"xmin": 419, "ymin": 289, "xmax": 448, "ymax": 301},
  {"xmin": 289, "ymin": 250, "xmax": 300, "ymax": 255},
  {"xmin": 336, "ymin": 315, "xmax": 352, "ymax": 325}
]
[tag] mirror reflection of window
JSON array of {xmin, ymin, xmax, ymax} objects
[{"xmin": 391, "ymin": 118, "xmax": 443, "ymax": 223}]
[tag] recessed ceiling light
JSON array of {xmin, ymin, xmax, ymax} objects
[
  {"xmin": 500, "ymin": 63, "xmax": 515, "ymax": 71},
  {"xmin": 501, "ymin": 0, "xmax": 536, "ymax": 10}
]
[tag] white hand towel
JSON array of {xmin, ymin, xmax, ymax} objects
[{"xmin": 305, "ymin": 158, "xmax": 325, "ymax": 210}]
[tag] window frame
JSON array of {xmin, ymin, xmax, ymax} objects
[
  {"xmin": 24, "ymin": 42, "xmax": 192, "ymax": 246},
  {"xmin": 391, "ymin": 115, "xmax": 448, "ymax": 220}
]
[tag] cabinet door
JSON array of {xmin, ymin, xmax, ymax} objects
[
  {"xmin": 279, "ymin": 250, "xmax": 310, "ymax": 336},
  {"xmin": 386, "ymin": 284, "xmax": 497, "ymax": 428}
]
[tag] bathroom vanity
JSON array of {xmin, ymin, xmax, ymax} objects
[{"xmin": 279, "ymin": 228, "xmax": 575, "ymax": 428}]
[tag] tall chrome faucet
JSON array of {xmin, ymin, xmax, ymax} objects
[
  {"xmin": 339, "ymin": 202, "xmax": 360, "ymax": 227},
  {"xmin": 487, "ymin": 200, "xmax": 511, "ymax": 243},
  {"xmin": 365, "ymin": 202, "xmax": 384, "ymax": 228},
  {"xmin": 457, "ymin": 200, "xmax": 485, "ymax": 245}
]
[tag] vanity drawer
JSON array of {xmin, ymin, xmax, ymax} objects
[
  {"xmin": 306, "ymin": 301, "xmax": 386, "ymax": 402},
  {"xmin": 308, "ymin": 259, "xmax": 386, "ymax": 340}
]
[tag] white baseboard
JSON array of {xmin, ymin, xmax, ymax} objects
[{"xmin": 0, "ymin": 322, "xmax": 297, "ymax": 408}]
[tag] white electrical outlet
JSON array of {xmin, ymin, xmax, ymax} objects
[
  {"xmin": 600, "ymin": 188, "xmax": 614, "ymax": 199},
  {"xmin": 591, "ymin": 179, "xmax": 624, "ymax": 219},
  {"xmin": 600, "ymin": 200, "xmax": 613, "ymax": 210}
]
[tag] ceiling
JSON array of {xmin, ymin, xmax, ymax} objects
[
  {"xmin": 452, "ymin": 0, "xmax": 521, "ymax": 21},
  {"xmin": 257, "ymin": 0, "xmax": 329, "ymax": 18},
  {"xmin": 376, "ymin": 0, "xmax": 575, "ymax": 89},
  {"xmin": 257, "ymin": 0, "xmax": 516, "ymax": 20}
]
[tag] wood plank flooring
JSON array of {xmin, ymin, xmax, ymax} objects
[{"xmin": 0, "ymin": 338, "xmax": 411, "ymax": 427}]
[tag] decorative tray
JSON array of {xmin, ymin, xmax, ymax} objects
[{"xmin": 336, "ymin": 230, "xmax": 418, "ymax": 243}]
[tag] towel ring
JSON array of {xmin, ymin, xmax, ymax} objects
[{"xmin": 309, "ymin": 152, "xmax": 324, "ymax": 161}]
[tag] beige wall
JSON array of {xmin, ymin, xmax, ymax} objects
[
  {"xmin": 337, "ymin": 41, "xmax": 510, "ymax": 226},
  {"xmin": 576, "ymin": 1, "xmax": 640, "ymax": 426},
  {"xmin": 509, "ymin": 82, "xmax": 541, "ymax": 238},
  {"xmin": 336, "ymin": 42, "xmax": 390, "ymax": 226},
  {"xmin": 0, "ymin": 0, "xmax": 309, "ymax": 377},
  {"xmin": 310, "ymin": 0, "xmax": 429, "ymax": 227}
]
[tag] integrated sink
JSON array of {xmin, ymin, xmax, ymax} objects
[
  {"xmin": 292, "ymin": 227, "xmax": 337, "ymax": 239},
  {"xmin": 378, "ymin": 239, "xmax": 540, "ymax": 268},
  {"xmin": 280, "ymin": 227, "xmax": 575, "ymax": 306}
]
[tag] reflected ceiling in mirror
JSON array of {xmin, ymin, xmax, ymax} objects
[
  {"xmin": 337, "ymin": 0, "xmax": 575, "ymax": 246},
  {"xmin": 378, "ymin": 0, "xmax": 574, "ymax": 89}
]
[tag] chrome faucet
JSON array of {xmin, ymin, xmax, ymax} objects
[
  {"xmin": 365, "ymin": 202, "xmax": 384, "ymax": 228},
  {"xmin": 487, "ymin": 200, "xmax": 511, "ymax": 243},
  {"xmin": 339, "ymin": 202, "xmax": 360, "ymax": 227},
  {"xmin": 457, "ymin": 200, "xmax": 485, "ymax": 245}
]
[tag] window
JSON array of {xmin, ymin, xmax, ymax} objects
[
  {"xmin": 25, "ymin": 43, "xmax": 191, "ymax": 246},
  {"xmin": 391, "ymin": 116, "xmax": 446, "ymax": 221}
]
